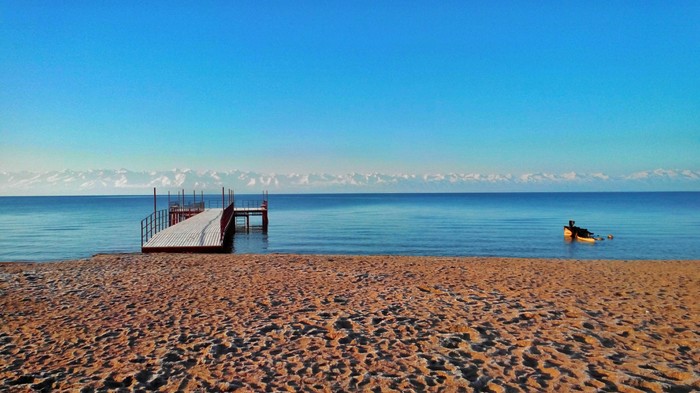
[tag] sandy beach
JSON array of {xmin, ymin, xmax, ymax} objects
[{"xmin": 1, "ymin": 254, "xmax": 698, "ymax": 392}]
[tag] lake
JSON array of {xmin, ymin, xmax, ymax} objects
[{"xmin": 0, "ymin": 192, "xmax": 698, "ymax": 262}]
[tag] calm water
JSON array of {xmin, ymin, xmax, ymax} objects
[{"xmin": 0, "ymin": 193, "xmax": 698, "ymax": 262}]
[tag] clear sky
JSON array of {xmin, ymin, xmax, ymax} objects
[{"xmin": 1, "ymin": 1, "xmax": 698, "ymax": 177}]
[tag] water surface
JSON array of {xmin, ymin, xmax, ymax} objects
[{"xmin": 0, "ymin": 192, "xmax": 698, "ymax": 261}]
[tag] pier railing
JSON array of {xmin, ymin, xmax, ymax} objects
[
  {"xmin": 169, "ymin": 201, "xmax": 205, "ymax": 210},
  {"xmin": 220, "ymin": 202, "xmax": 235, "ymax": 240},
  {"xmin": 235, "ymin": 200, "xmax": 267, "ymax": 210},
  {"xmin": 141, "ymin": 209, "xmax": 169, "ymax": 247},
  {"xmin": 169, "ymin": 202, "xmax": 205, "ymax": 225}
]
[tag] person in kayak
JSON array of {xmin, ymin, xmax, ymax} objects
[{"xmin": 566, "ymin": 220, "xmax": 593, "ymax": 238}]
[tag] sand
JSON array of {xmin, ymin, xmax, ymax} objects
[{"xmin": 1, "ymin": 254, "xmax": 698, "ymax": 392}]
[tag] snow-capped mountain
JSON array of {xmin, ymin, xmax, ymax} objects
[{"xmin": 0, "ymin": 168, "xmax": 698, "ymax": 195}]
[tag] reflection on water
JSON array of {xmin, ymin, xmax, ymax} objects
[{"xmin": 230, "ymin": 227, "xmax": 269, "ymax": 254}]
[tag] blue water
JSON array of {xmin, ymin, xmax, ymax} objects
[{"xmin": 0, "ymin": 193, "xmax": 698, "ymax": 262}]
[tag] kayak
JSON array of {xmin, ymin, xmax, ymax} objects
[{"xmin": 575, "ymin": 234, "xmax": 596, "ymax": 243}]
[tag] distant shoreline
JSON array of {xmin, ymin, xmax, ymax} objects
[{"xmin": 2, "ymin": 253, "xmax": 698, "ymax": 391}]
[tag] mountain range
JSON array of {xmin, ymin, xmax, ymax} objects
[{"xmin": 1, "ymin": 168, "xmax": 698, "ymax": 195}]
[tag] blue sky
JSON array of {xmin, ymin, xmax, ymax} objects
[{"xmin": 1, "ymin": 1, "xmax": 699, "ymax": 178}]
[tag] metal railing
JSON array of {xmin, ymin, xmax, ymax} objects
[
  {"xmin": 234, "ymin": 200, "xmax": 267, "ymax": 210},
  {"xmin": 169, "ymin": 202, "xmax": 205, "ymax": 225},
  {"xmin": 220, "ymin": 202, "xmax": 235, "ymax": 240},
  {"xmin": 169, "ymin": 201, "xmax": 205, "ymax": 210},
  {"xmin": 141, "ymin": 209, "xmax": 169, "ymax": 247}
]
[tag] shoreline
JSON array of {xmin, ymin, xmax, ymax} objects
[
  {"xmin": 5, "ymin": 251, "xmax": 700, "ymax": 265},
  {"xmin": 2, "ymin": 253, "xmax": 699, "ymax": 391}
]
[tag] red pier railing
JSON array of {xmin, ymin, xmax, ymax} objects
[{"xmin": 220, "ymin": 202, "xmax": 235, "ymax": 240}]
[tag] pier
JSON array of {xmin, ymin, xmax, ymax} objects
[{"xmin": 141, "ymin": 189, "xmax": 268, "ymax": 253}]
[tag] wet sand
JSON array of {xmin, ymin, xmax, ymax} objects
[{"xmin": 1, "ymin": 254, "xmax": 698, "ymax": 392}]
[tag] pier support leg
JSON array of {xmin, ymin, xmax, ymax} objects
[{"xmin": 262, "ymin": 210, "xmax": 269, "ymax": 233}]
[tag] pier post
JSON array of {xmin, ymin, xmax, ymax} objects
[
  {"xmin": 151, "ymin": 188, "xmax": 156, "ymax": 239},
  {"xmin": 262, "ymin": 195, "xmax": 269, "ymax": 232},
  {"xmin": 168, "ymin": 191, "xmax": 171, "ymax": 226}
]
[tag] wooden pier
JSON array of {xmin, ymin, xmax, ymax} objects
[
  {"xmin": 142, "ymin": 209, "xmax": 227, "ymax": 253},
  {"xmin": 141, "ymin": 189, "xmax": 268, "ymax": 253}
]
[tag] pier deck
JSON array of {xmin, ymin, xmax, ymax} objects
[{"xmin": 142, "ymin": 209, "xmax": 225, "ymax": 253}]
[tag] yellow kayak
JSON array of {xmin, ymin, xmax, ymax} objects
[{"xmin": 575, "ymin": 234, "xmax": 596, "ymax": 243}]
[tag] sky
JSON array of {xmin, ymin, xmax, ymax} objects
[{"xmin": 1, "ymin": 2, "xmax": 699, "ymax": 184}]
